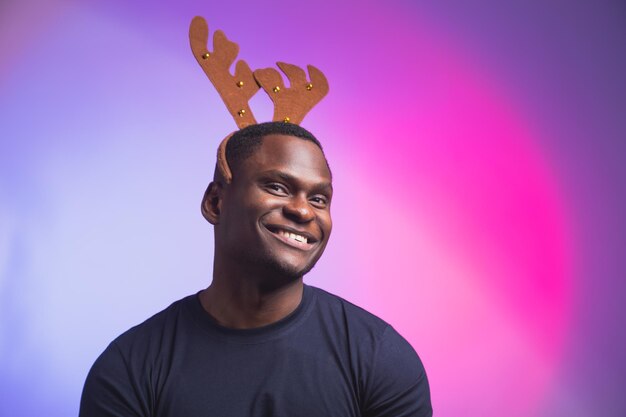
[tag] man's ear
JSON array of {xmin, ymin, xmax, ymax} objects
[{"xmin": 201, "ymin": 181, "xmax": 223, "ymax": 225}]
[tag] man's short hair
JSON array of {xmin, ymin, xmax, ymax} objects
[{"xmin": 216, "ymin": 121, "xmax": 329, "ymax": 181}]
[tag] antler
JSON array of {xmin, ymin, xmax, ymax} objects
[
  {"xmin": 254, "ymin": 62, "xmax": 329, "ymax": 124},
  {"xmin": 189, "ymin": 16, "xmax": 259, "ymax": 128}
]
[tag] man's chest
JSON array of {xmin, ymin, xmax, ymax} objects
[{"xmin": 151, "ymin": 340, "xmax": 362, "ymax": 417}]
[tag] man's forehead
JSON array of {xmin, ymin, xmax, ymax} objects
[{"xmin": 245, "ymin": 134, "xmax": 331, "ymax": 180}]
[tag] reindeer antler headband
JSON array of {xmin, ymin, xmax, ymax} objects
[{"xmin": 189, "ymin": 16, "xmax": 329, "ymax": 183}]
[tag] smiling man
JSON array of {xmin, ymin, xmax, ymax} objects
[
  {"xmin": 80, "ymin": 15, "xmax": 431, "ymax": 417},
  {"xmin": 79, "ymin": 122, "xmax": 432, "ymax": 416}
]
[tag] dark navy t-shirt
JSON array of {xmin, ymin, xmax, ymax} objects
[{"xmin": 80, "ymin": 285, "xmax": 432, "ymax": 416}]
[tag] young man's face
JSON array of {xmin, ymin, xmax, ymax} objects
[{"xmin": 216, "ymin": 134, "xmax": 333, "ymax": 281}]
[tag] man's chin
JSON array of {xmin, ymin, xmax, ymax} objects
[
  {"xmin": 255, "ymin": 256, "xmax": 318, "ymax": 288},
  {"xmin": 270, "ymin": 260, "xmax": 314, "ymax": 280},
  {"xmin": 234, "ymin": 243, "xmax": 324, "ymax": 288}
]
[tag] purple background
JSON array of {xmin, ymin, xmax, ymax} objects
[{"xmin": 1, "ymin": 0, "xmax": 625, "ymax": 416}]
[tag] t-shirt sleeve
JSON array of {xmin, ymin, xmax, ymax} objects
[
  {"xmin": 362, "ymin": 326, "xmax": 432, "ymax": 417},
  {"xmin": 79, "ymin": 342, "xmax": 150, "ymax": 417}
]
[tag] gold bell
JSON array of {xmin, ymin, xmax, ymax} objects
[
  {"xmin": 236, "ymin": 81, "xmax": 244, "ymax": 87},
  {"xmin": 238, "ymin": 109, "xmax": 246, "ymax": 117},
  {"xmin": 306, "ymin": 83, "xmax": 313, "ymax": 91},
  {"xmin": 201, "ymin": 52, "xmax": 210, "ymax": 59},
  {"xmin": 273, "ymin": 86, "xmax": 281, "ymax": 93}
]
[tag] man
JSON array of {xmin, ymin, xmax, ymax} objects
[{"xmin": 79, "ymin": 121, "xmax": 432, "ymax": 416}]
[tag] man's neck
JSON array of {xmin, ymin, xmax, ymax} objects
[{"xmin": 199, "ymin": 272, "xmax": 304, "ymax": 329}]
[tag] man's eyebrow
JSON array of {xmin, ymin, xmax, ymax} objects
[{"xmin": 259, "ymin": 170, "xmax": 333, "ymax": 193}]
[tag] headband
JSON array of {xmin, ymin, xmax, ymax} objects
[{"xmin": 189, "ymin": 16, "xmax": 329, "ymax": 183}]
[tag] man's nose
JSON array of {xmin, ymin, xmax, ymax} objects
[{"xmin": 283, "ymin": 194, "xmax": 315, "ymax": 223}]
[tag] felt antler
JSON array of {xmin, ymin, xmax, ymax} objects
[
  {"xmin": 254, "ymin": 62, "xmax": 329, "ymax": 124},
  {"xmin": 189, "ymin": 16, "xmax": 261, "ymax": 183},
  {"xmin": 189, "ymin": 16, "xmax": 259, "ymax": 128}
]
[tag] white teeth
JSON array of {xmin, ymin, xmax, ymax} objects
[{"xmin": 277, "ymin": 230, "xmax": 308, "ymax": 244}]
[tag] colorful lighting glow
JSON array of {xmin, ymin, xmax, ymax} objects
[{"xmin": 1, "ymin": 1, "xmax": 624, "ymax": 416}]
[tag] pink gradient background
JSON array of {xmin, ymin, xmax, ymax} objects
[{"xmin": 1, "ymin": 1, "xmax": 624, "ymax": 416}]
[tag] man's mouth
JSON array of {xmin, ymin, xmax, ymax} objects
[
  {"xmin": 263, "ymin": 225, "xmax": 318, "ymax": 250},
  {"xmin": 277, "ymin": 229, "xmax": 309, "ymax": 244}
]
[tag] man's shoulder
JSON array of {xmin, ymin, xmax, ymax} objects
[
  {"xmin": 110, "ymin": 293, "xmax": 197, "ymax": 350},
  {"xmin": 307, "ymin": 285, "xmax": 391, "ymax": 340},
  {"xmin": 307, "ymin": 285, "xmax": 431, "ymax": 415},
  {"xmin": 308, "ymin": 285, "xmax": 424, "ymax": 367}
]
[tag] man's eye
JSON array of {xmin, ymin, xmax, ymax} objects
[
  {"xmin": 266, "ymin": 183, "xmax": 288, "ymax": 195},
  {"xmin": 310, "ymin": 196, "xmax": 328, "ymax": 207}
]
